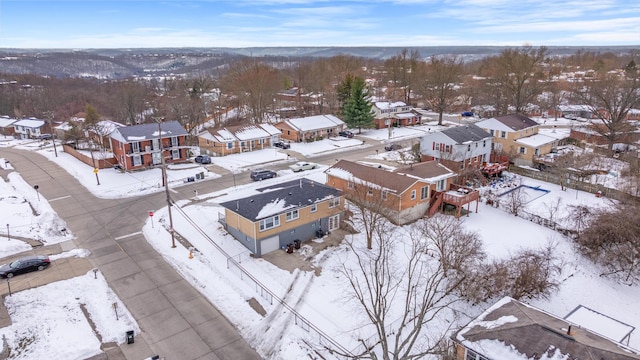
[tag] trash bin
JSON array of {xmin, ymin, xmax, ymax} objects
[
  {"xmin": 316, "ymin": 229, "xmax": 324, "ymax": 238},
  {"xmin": 126, "ymin": 330, "xmax": 134, "ymax": 344},
  {"xmin": 286, "ymin": 244, "xmax": 294, "ymax": 254},
  {"xmin": 293, "ymin": 239, "xmax": 301, "ymax": 249}
]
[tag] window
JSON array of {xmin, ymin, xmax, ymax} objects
[
  {"xmin": 410, "ymin": 190, "xmax": 416, "ymax": 200},
  {"xmin": 226, "ymin": 142, "xmax": 234, "ymax": 150},
  {"xmin": 329, "ymin": 197, "xmax": 340, "ymax": 208},
  {"xmin": 241, "ymin": 141, "xmax": 246, "ymax": 148},
  {"xmin": 260, "ymin": 138, "xmax": 265, "ymax": 144},
  {"xmin": 420, "ymin": 186, "xmax": 429, "ymax": 200},
  {"xmin": 466, "ymin": 349, "xmax": 490, "ymax": 360},
  {"xmin": 367, "ymin": 188, "xmax": 373, "ymax": 196},
  {"xmin": 500, "ymin": 131, "xmax": 506, "ymax": 138},
  {"xmin": 131, "ymin": 141, "xmax": 141, "ymax": 153},
  {"xmin": 286, "ymin": 209, "xmax": 299, "ymax": 222},
  {"xmin": 519, "ymin": 147, "xmax": 526, "ymax": 154},
  {"xmin": 445, "ymin": 144, "xmax": 450, "ymax": 152},
  {"xmin": 348, "ymin": 181, "xmax": 354, "ymax": 189},
  {"xmin": 467, "ymin": 144, "xmax": 471, "ymax": 151},
  {"xmin": 132, "ymin": 155, "xmax": 142, "ymax": 166},
  {"xmin": 259, "ymin": 216, "xmax": 280, "ymax": 231},
  {"xmin": 310, "ymin": 204, "xmax": 317, "ymax": 213},
  {"xmin": 483, "ymin": 140, "xmax": 486, "ymax": 147},
  {"xmin": 535, "ymin": 148, "xmax": 540, "ymax": 156},
  {"xmin": 382, "ymin": 190, "xmax": 388, "ymax": 200},
  {"xmin": 436, "ymin": 179, "xmax": 445, "ymax": 191}
]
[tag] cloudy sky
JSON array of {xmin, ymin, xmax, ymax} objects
[{"xmin": 0, "ymin": 0, "xmax": 638, "ymax": 49}]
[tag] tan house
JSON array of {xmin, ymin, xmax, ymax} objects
[
  {"xmin": 197, "ymin": 123, "xmax": 282, "ymax": 156},
  {"xmin": 372, "ymin": 101, "xmax": 422, "ymax": 129},
  {"xmin": 219, "ymin": 178, "xmax": 344, "ymax": 257},
  {"xmin": 325, "ymin": 160, "xmax": 474, "ymax": 224},
  {"xmin": 275, "ymin": 114, "xmax": 345, "ymax": 142},
  {"xmin": 453, "ymin": 297, "xmax": 640, "ymax": 360},
  {"xmin": 476, "ymin": 114, "xmax": 560, "ymax": 166}
]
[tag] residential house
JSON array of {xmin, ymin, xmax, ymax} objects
[
  {"xmin": 0, "ymin": 116, "xmax": 17, "ymax": 138},
  {"xmin": 476, "ymin": 114, "xmax": 561, "ymax": 166},
  {"xmin": 372, "ymin": 101, "xmax": 422, "ymax": 129},
  {"xmin": 453, "ymin": 296, "xmax": 640, "ymax": 360},
  {"xmin": 109, "ymin": 121, "xmax": 188, "ymax": 171},
  {"xmin": 275, "ymin": 114, "xmax": 345, "ymax": 142},
  {"xmin": 198, "ymin": 123, "xmax": 282, "ymax": 156},
  {"xmin": 325, "ymin": 160, "xmax": 473, "ymax": 223},
  {"xmin": 86, "ymin": 120, "xmax": 126, "ymax": 150},
  {"xmin": 420, "ymin": 124, "xmax": 493, "ymax": 174},
  {"xmin": 219, "ymin": 178, "xmax": 344, "ymax": 257},
  {"xmin": 12, "ymin": 118, "xmax": 47, "ymax": 139}
]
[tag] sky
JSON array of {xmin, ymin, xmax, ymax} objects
[
  {"xmin": 1, "ymin": 116, "xmax": 638, "ymax": 359},
  {"xmin": 0, "ymin": 0, "xmax": 638, "ymax": 49}
]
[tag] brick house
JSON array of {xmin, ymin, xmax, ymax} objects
[
  {"xmin": 219, "ymin": 178, "xmax": 344, "ymax": 257},
  {"xmin": 325, "ymin": 160, "xmax": 473, "ymax": 224},
  {"xmin": 275, "ymin": 115, "xmax": 345, "ymax": 142},
  {"xmin": 476, "ymin": 114, "xmax": 561, "ymax": 166},
  {"xmin": 197, "ymin": 123, "xmax": 282, "ymax": 156},
  {"xmin": 372, "ymin": 101, "xmax": 422, "ymax": 129},
  {"xmin": 453, "ymin": 297, "xmax": 640, "ymax": 360},
  {"xmin": 109, "ymin": 121, "xmax": 188, "ymax": 171}
]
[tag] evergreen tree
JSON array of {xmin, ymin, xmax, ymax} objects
[
  {"xmin": 336, "ymin": 73, "xmax": 355, "ymax": 116},
  {"xmin": 342, "ymin": 76, "xmax": 374, "ymax": 133}
]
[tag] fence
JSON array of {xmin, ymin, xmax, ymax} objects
[{"xmin": 62, "ymin": 144, "xmax": 117, "ymax": 169}]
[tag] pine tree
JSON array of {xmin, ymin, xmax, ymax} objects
[{"xmin": 342, "ymin": 76, "xmax": 374, "ymax": 133}]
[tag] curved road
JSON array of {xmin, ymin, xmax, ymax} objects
[{"xmin": 3, "ymin": 147, "xmax": 262, "ymax": 360}]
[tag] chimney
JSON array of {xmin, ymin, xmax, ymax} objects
[{"xmin": 567, "ymin": 325, "xmax": 572, "ymax": 335}]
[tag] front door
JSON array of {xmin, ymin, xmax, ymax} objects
[{"xmin": 328, "ymin": 214, "xmax": 340, "ymax": 231}]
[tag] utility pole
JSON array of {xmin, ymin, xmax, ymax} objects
[
  {"xmin": 45, "ymin": 113, "xmax": 58, "ymax": 157},
  {"xmin": 387, "ymin": 99, "xmax": 393, "ymax": 139},
  {"xmin": 157, "ymin": 118, "xmax": 177, "ymax": 248}
]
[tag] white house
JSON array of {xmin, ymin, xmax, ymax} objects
[{"xmin": 13, "ymin": 118, "xmax": 47, "ymax": 139}]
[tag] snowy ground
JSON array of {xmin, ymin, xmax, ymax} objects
[{"xmin": 1, "ymin": 129, "xmax": 639, "ymax": 359}]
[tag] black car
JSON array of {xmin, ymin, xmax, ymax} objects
[
  {"xmin": 274, "ymin": 141, "xmax": 291, "ymax": 149},
  {"xmin": 38, "ymin": 134, "xmax": 53, "ymax": 140},
  {"xmin": 384, "ymin": 144, "xmax": 403, "ymax": 151},
  {"xmin": 0, "ymin": 255, "xmax": 51, "ymax": 278},
  {"xmin": 250, "ymin": 169, "xmax": 277, "ymax": 181},
  {"xmin": 194, "ymin": 155, "xmax": 211, "ymax": 164},
  {"xmin": 338, "ymin": 130, "xmax": 354, "ymax": 138}
]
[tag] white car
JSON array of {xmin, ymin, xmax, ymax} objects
[{"xmin": 289, "ymin": 162, "xmax": 317, "ymax": 172}]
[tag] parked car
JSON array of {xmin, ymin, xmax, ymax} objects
[
  {"xmin": 289, "ymin": 162, "xmax": 317, "ymax": 172},
  {"xmin": 461, "ymin": 111, "xmax": 474, "ymax": 117},
  {"xmin": 338, "ymin": 130, "xmax": 354, "ymax": 138},
  {"xmin": 384, "ymin": 144, "xmax": 403, "ymax": 151},
  {"xmin": 194, "ymin": 155, "xmax": 211, "ymax": 164},
  {"xmin": 38, "ymin": 134, "xmax": 53, "ymax": 140},
  {"xmin": 0, "ymin": 255, "xmax": 50, "ymax": 278},
  {"xmin": 250, "ymin": 169, "xmax": 277, "ymax": 181},
  {"xmin": 274, "ymin": 141, "xmax": 291, "ymax": 149}
]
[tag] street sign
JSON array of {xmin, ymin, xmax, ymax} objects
[
  {"xmin": 93, "ymin": 168, "xmax": 99, "ymax": 174},
  {"xmin": 148, "ymin": 211, "xmax": 154, "ymax": 217}
]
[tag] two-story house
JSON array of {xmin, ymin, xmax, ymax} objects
[
  {"xmin": 476, "ymin": 114, "xmax": 560, "ymax": 166},
  {"xmin": 13, "ymin": 118, "xmax": 47, "ymax": 139},
  {"xmin": 372, "ymin": 101, "xmax": 422, "ymax": 129},
  {"xmin": 109, "ymin": 121, "xmax": 188, "ymax": 171},
  {"xmin": 453, "ymin": 297, "xmax": 640, "ymax": 360},
  {"xmin": 420, "ymin": 124, "xmax": 493, "ymax": 173},
  {"xmin": 219, "ymin": 178, "xmax": 344, "ymax": 257},
  {"xmin": 197, "ymin": 123, "xmax": 282, "ymax": 156},
  {"xmin": 275, "ymin": 114, "xmax": 345, "ymax": 142},
  {"xmin": 325, "ymin": 160, "xmax": 471, "ymax": 224}
]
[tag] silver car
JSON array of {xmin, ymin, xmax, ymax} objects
[{"xmin": 289, "ymin": 162, "xmax": 317, "ymax": 172}]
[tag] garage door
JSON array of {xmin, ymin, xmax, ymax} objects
[{"xmin": 261, "ymin": 235, "xmax": 280, "ymax": 255}]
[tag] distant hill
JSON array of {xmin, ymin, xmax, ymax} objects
[{"xmin": 0, "ymin": 46, "xmax": 637, "ymax": 79}]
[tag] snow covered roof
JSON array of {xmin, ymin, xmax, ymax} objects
[
  {"xmin": 557, "ymin": 104, "xmax": 592, "ymax": 112},
  {"xmin": 206, "ymin": 123, "xmax": 282, "ymax": 143},
  {"xmin": 564, "ymin": 305, "xmax": 635, "ymax": 343},
  {"xmin": 374, "ymin": 101, "xmax": 407, "ymax": 110},
  {"xmin": 0, "ymin": 116, "xmax": 17, "ymax": 127},
  {"xmin": 515, "ymin": 133, "xmax": 558, "ymax": 147},
  {"xmin": 14, "ymin": 118, "xmax": 45, "ymax": 128},
  {"xmin": 454, "ymin": 297, "xmax": 640, "ymax": 360},
  {"xmin": 283, "ymin": 115, "xmax": 345, "ymax": 132},
  {"xmin": 91, "ymin": 120, "xmax": 125, "ymax": 136},
  {"xmin": 111, "ymin": 121, "xmax": 187, "ymax": 143},
  {"xmin": 219, "ymin": 178, "xmax": 341, "ymax": 221}
]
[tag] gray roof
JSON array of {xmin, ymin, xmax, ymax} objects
[
  {"xmin": 114, "ymin": 120, "xmax": 187, "ymax": 141},
  {"xmin": 220, "ymin": 178, "xmax": 341, "ymax": 221},
  {"xmin": 455, "ymin": 297, "xmax": 640, "ymax": 360},
  {"xmin": 441, "ymin": 124, "xmax": 492, "ymax": 143},
  {"xmin": 494, "ymin": 113, "xmax": 538, "ymax": 131}
]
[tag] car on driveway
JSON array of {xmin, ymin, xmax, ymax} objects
[
  {"xmin": 461, "ymin": 111, "xmax": 474, "ymax": 117},
  {"xmin": 289, "ymin": 162, "xmax": 317, "ymax": 172},
  {"xmin": 274, "ymin": 141, "xmax": 291, "ymax": 149},
  {"xmin": 38, "ymin": 134, "xmax": 53, "ymax": 140},
  {"xmin": 250, "ymin": 169, "xmax": 277, "ymax": 181},
  {"xmin": 338, "ymin": 130, "xmax": 354, "ymax": 138},
  {"xmin": 0, "ymin": 255, "xmax": 50, "ymax": 278},
  {"xmin": 384, "ymin": 144, "xmax": 403, "ymax": 151},
  {"xmin": 194, "ymin": 155, "xmax": 211, "ymax": 164}
]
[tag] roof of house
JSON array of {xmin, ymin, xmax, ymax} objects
[
  {"xmin": 13, "ymin": 118, "xmax": 45, "ymax": 128},
  {"xmin": 280, "ymin": 114, "xmax": 344, "ymax": 132},
  {"xmin": 219, "ymin": 178, "xmax": 341, "ymax": 221},
  {"xmin": 440, "ymin": 124, "xmax": 493, "ymax": 144},
  {"xmin": 326, "ymin": 160, "xmax": 453, "ymax": 195},
  {"xmin": 0, "ymin": 116, "xmax": 17, "ymax": 127},
  {"xmin": 374, "ymin": 101, "xmax": 407, "ymax": 110},
  {"xmin": 111, "ymin": 120, "xmax": 187, "ymax": 143},
  {"xmin": 204, "ymin": 123, "xmax": 281, "ymax": 143},
  {"xmin": 493, "ymin": 113, "xmax": 539, "ymax": 131},
  {"xmin": 454, "ymin": 297, "xmax": 640, "ymax": 360}
]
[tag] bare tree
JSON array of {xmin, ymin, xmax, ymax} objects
[
  {"xmin": 421, "ymin": 55, "xmax": 464, "ymax": 125},
  {"xmin": 344, "ymin": 179, "xmax": 397, "ymax": 249},
  {"xmin": 336, "ymin": 217, "xmax": 474, "ymax": 360},
  {"xmin": 384, "ymin": 49, "xmax": 422, "ymax": 105},
  {"xmin": 504, "ymin": 186, "xmax": 526, "ymax": 216},
  {"xmin": 571, "ymin": 66, "xmax": 640, "ymax": 151}
]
